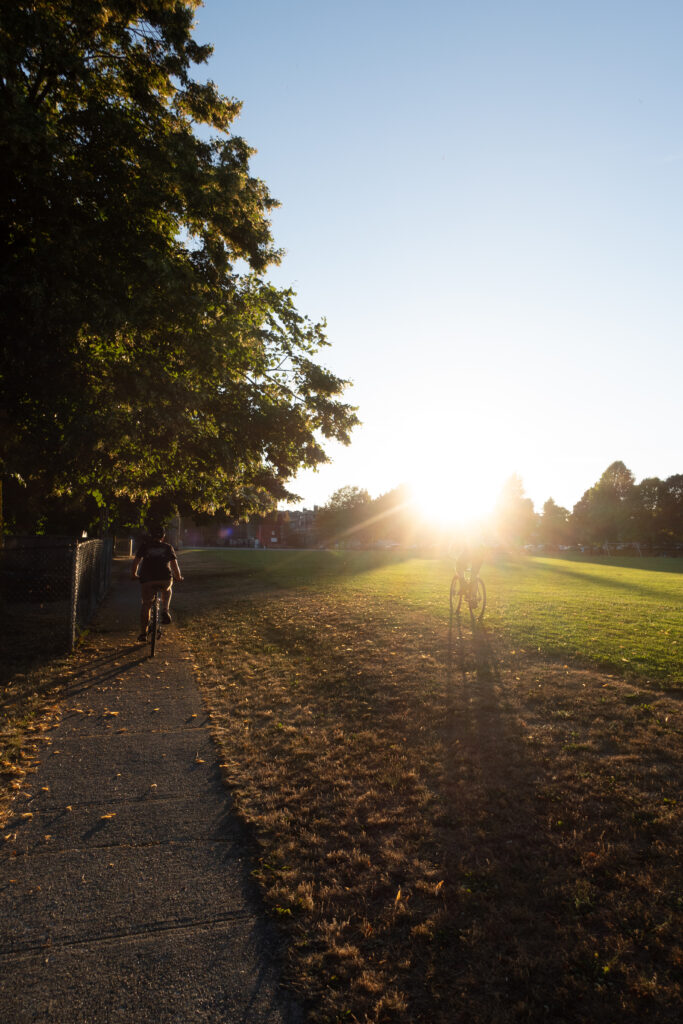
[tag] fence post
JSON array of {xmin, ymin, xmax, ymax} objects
[
  {"xmin": 68, "ymin": 542, "xmax": 80, "ymax": 650},
  {"xmin": 90, "ymin": 542, "xmax": 97, "ymax": 615},
  {"xmin": 106, "ymin": 537, "xmax": 113, "ymax": 591}
]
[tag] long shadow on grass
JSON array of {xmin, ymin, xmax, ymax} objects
[
  {"xmin": 176, "ymin": 547, "xmax": 415, "ymax": 598},
  {"xmin": 552, "ymin": 553, "xmax": 683, "ymax": 575},
  {"xmin": 197, "ymin": 588, "xmax": 676, "ymax": 1020},
  {"xmin": 440, "ymin": 613, "xmax": 599, "ymax": 1018},
  {"xmin": 529, "ymin": 558, "xmax": 682, "ymax": 599}
]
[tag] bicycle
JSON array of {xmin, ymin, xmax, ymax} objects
[
  {"xmin": 450, "ymin": 568, "xmax": 487, "ymax": 622},
  {"xmin": 146, "ymin": 586, "xmax": 163, "ymax": 657},
  {"xmin": 135, "ymin": 579, "xmax": 180, "ymax": 656}
]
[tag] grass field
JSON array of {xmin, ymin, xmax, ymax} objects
[
  {"xmin": 183, "ymin": 549, "xmax": 682, "ymax": 684},
  {"xmin": 479, "ymin": 553, "xmax": 682, "ymax": 685},
  {"xmin": 172, "ymin": 548, "xmax": 682, "ymax": 1023}
]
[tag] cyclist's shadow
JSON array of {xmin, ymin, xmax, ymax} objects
[{"xmin": 447, "ymin": 606, "xmax": 501, "ymax": 692}]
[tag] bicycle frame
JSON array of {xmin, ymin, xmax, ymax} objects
[
  {"xmin": 449, "ymin": 569, "xmax": 487, "ymax": 623},
  {"xmin": 147, "ymin": 588, "xmax": 162, "ymax": 657}
]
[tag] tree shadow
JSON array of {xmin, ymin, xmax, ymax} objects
[
  {"xmin": 530, "ymin": 557, "xmax": 681, "ymax": 598},
  {"xmin": 554, "ymin": 552, "xmax": 683, "ymax": 575},
  {"xmin": 176, "ymin": 546, "xmax": 416, "ymax": 597}
]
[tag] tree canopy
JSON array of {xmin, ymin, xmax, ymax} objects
[
  {"xmin": 537, "ymin": 498, "xmax": 571, "ymax": 548},
  {"xmin": 571, "ymin": 461, "xmax": 637, "ymax": 546},
  {"xmin": 0, "ymin": 0, "xmax": 357, "ymax": 532},
  {"xmin": 315, "ymin": 486, "xmax": 373, "ymax": 545},
  {"xmin": 493, "ymin": 474, "xmax": 537, "ymax": 547}
]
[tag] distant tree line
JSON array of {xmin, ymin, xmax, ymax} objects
[
  {"xmin": 313, "ymin": 484, "xmax": 413, "ymax": 549},
  {"xmin": 539, "ymin": 461, "xmax": 682, "ymax": 553},
  {"xmin": 312, "ymin": 462, "xmax": 683, "ymax": 554}
]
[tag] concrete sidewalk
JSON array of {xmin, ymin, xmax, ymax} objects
[{"xmin": 0, "ymin": 565, "xmax": 300, "ymax": 1023}]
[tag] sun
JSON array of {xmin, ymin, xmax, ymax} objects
[{"xmin": 408, "ymin": 468, "xmax": 500, "ymax": 533}]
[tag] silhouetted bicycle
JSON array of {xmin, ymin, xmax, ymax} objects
[
  {"xmin": 450, "ymin": 568, "xmax": 486, "ymax": 623},
  {"xmin": 140, "ymin": 581, "xmax": 182, "ymax": 657},
  {"xmin": 146, "ymin": 586, "xmax": 163, "ymax": 657}
]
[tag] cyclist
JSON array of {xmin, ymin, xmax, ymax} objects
[
  {"xmin": 455, "ymin": 540, "xmax": 485, "ymax": 601},
  {"xmin": 131, "ymin": 526, "xmax": 183, "ymax": 642}
]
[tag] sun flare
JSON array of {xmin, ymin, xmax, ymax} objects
[{"xmin": 408, "ymin": 470, "xmax": 500, "ymax": 533}]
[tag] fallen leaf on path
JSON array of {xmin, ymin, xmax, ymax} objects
[{"xmin": 100, "ymin": 813, "xmax": 116, "ymax": 820}]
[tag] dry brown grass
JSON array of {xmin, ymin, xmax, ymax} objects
[
  {"xmin": 0, "ymin": 581, "xmax": 118, "ymax": 826},
  {"xmin": 1, "ymin": 593, "xmax": 76, "ymax": 823},
  {"xmin": 175, "ymin": 553, "xmax": 682, "ymax": 1024},
  {"xmin": 0, "ymin": 659, "xmax": 66, "ymax": 828}
]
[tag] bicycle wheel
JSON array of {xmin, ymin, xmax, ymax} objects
[
  {"xmin": 450, "ymin": 574, "xmax": 465, "ymax": 615},
  {"xmin": 149, "ymin": 594, "xmax": 159, "ymax": 657},
  {"xmin": 468, "ymin": 578, "xmax": 487, "ymax": 622}
]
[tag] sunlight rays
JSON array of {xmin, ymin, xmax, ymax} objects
[{"xmin": 408, "ymin": 470, "xmax": 500, "ymax": 533}]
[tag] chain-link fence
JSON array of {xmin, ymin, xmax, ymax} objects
[{"xmin": 0, "ymin": 537, "xmax": 113, "ymax": 661}]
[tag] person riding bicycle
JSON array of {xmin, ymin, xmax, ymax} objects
[
  {"xmin": 131, "ymin": 526, "xmax": 183, "ymax": 642},
  {"xmin": 455, "ymin": 541, "xmax": 485, "ymax": 601}
]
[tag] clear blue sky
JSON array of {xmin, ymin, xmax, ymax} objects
[{"xmin": 195, "ymin": 0, "xmax": 683, "ymax": 520}]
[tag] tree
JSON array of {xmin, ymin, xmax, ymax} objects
[
  {"xmin": 658, "ymin": 474, "xmax": 683, "ymax": 551},
  {"xmin": 0, "ymin": 1, "xmax": 357, "ymax": 532},
  {"xmin": 537, "ymin": 498, "xmax": 571, "ymax": 548},
  {"xmin": 370, "ymin": 484, "xmax": 413, "ymax": 545},
  {"xmin": 493, "ymin": 475, "xmax": 537, "ymax": 547},
  {"xmin": 570, "ymin": 461, "xmax": 636, "ymax": 547},
  {"xmin": 631, "ymin": 477, "xmax": 663, "ymax": 551},
  {"xmin": 316, "ymin": 486, "xmax": 372, "ymax": 546}
]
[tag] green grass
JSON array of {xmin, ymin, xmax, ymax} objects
[
  {"xmin": 485, "ymin": 554, "xmax": 682, "ymax": 685},
  {"xmin": 179, "ymin": 548, "xmax": 683, "ymax": 686}
]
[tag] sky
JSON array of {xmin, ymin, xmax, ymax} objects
[{"xmin": 194, "ymin": 0, "xmax": 682, "ymax": 523}]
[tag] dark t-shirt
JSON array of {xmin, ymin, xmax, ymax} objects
[
  {"xmin": 135, "ymin": 539, "xmax": 176, "ymax": 582},
  {"xmin": 455, "ymin": 544, "xmax": 485, "ymax": 576}
]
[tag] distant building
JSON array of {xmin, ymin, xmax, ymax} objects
[
  {"xmin": 285, "ymin": 507, "xmax": 318, "ymax": 547},
  {"xmin": 172, "ymin": 506, "xmax": 320, "ymax": 549},
  {"xmin": 253, "ymin": 511, "xmax": 286, "ymax": 548}
]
